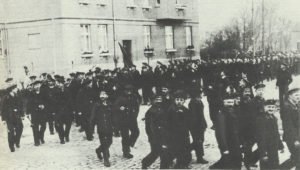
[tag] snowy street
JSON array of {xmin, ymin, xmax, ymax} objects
[{"xmin": 0, "ymin": 76, "xmax": 299, "ymax": 170}]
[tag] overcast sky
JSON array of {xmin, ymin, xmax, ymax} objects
[{"xmin": 199, "ymin": 0, "xmax": 300, "ymax": 38}]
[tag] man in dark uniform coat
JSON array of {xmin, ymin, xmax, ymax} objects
[
  {"xmin": 27, "ymin": 80, "xmax": 48, "ymax": 146},
  {"xmin": 90, "ymin": 90, "xmax": 113, "ymax": 167},
  {"xmin": 113, "ymin": 84, "xmax": 141, "ymax": 158},
  {"xmin": 256, "ymin": 99, "xmax": 281, "ymax": 170},
  {"xmin": 276, "ymin": 62, "xmax": 293, "ymax": 119},
  {"xmin": 2, "ymin": 84, "xmax": 24, "ymax": 152},
  {"xmin": 140, "ymin": 65, "xmax": 153, "ymax": 105},
  {"xmin": 188, "ymin": 90, "xmax": 208, "ymax": 164},
  {"xmin": 167, "ymin": 90, "xmax": 192, "ymax": 169},
  {"xmin": 281, "ymin": 88, "xmax": 300, "ymax": 169},
  {"xmin": 53, "ymin": 76, "xmax": 73, "ymax": 144},
  {"xmin": 142, "ymin": 94, "xmax": 170, "ymax": 169},
  {"xmin": 76, "ymin": 79, "xmax": 96, "ymax": 141},
  {"xmin": 210, "ymin": 85, "xmax": 242, "ymax": 169},
  {"xmin": 239, "ymin": 86, "xmax": 256, "ymax": 168}
]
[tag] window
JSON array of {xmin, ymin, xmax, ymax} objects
[
  {"xmin": 185, "ymin": 26, "xmax": 193, "ymax": 46},
  {"xmin": 98, "ymin": 25, "xmax": 108, "ymax": 53},
  {"xmin": 176, "ymin": 0, "xmax": 181, "ymax": 4},
  {"xmin": 0, "ymin": 30, "xmax": 3, "ymax": 57},
  {"xmin": 165, "ymin": 26, "xmax": 174, "ymax": 49},
  {"xmin": 143, "ymin": 0, "xmax": 150, "ymax": 7},
  {"xmin": 156, "ymin": 0, "xmax": 160, "ymax": 5},
  {"xmin": 80, "ymin": 24, "xmax": 92, "ymax": 53},
  {"xmin": 298, "ymin": 42, "xmax": 300, "ymax": 51},
  {"xmin": 144, "ymin": 26, "xmax": 151, "ymax": 48},
  {"xmin": 28, "ymin": 33, "xmax": 41, "ymax": 50}
]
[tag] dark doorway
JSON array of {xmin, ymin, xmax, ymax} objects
[{"xmin": 122, "ymin": 40, "xmax": 132, "ymax": 61}]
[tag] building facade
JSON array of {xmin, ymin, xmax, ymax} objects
[
  {"xmin": 0, "ymin": 0, "xmax": 199, "ymax": 78},
  {"xmin": 291, "ymin": 23, "xmax": 300, "ymax": 52}
]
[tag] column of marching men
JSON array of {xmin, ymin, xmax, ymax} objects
[{"xmin": 1, "ymin": 51, "xmax": 300, "ymax": 169}]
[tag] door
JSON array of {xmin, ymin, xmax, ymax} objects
[
  {"xmin": 122, "ymin": 40, "xmax": 132, "ymax": 59},
  {"xmin": 122, "ymin": 40, "xmax": 133, "ymax": 67}
]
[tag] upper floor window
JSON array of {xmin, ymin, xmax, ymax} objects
[
  {"xmin": 0, "ymin": 30, "xmax": 4, "ymax": 57},
  {"xmin": 185, "ymin": 26, "xmax": 193, "ymax": 46},
  {"xmin": 156, "ymin": 0, "xmax": 160, "ymax": 5},
  {"xmin": 297, "ymin": 42, "xmax": 300, "ymax": 51},
  {"xmin": 80, "ymin": 24, "xmax": 92, "ymax": 53},
  {"xmin": 165, "ymin": 26, "xmax": 174, "ymax": 49},
  {"xmin": 28, "ymin": 33, "xmax": 41, "ymax": 50},
  {"xmin": 98, "ymin": 25, "xmax": 108, "ymax": 53},
  {"xmin": 142, "ymin": 0, "xmax": 151, "ymax": 8},
  {"xmin": 127, "ymin": 0, "xmax": 137, "ymax": 8},
  {"xmin": 144, "ymin": 26, "xmax": 151, "ymax": 48}
]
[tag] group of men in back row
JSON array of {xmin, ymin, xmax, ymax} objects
[{"xmin": 1, "ymin": 51, "xmax": 300, "ymax": 169}]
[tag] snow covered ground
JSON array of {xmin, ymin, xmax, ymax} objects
[{"xmin": 0, "ymin": 76, "xmax": 299, "ymax": 170}]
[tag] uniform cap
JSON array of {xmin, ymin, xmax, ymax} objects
[
  {"xmin": 6, "ymin": 84, "xmax": 17, "ymax": 92},
  {"xmin": 31, "ymin": 80, "xmax": 42, "ymax": 86},
  {"xmin": 5, "ymin": 78, "xmax": 13, "ymax": 83},
  {"xmin": 173, "ymin": 90, "xmax": 186, "ymax": 99},
  {"xmin": 287, "ymin": 88, "xmax": 300, "ymax": 96},
  {"xmin": 69, "ymin": 73, "xmax": 76, "ymax": 77},
  {"xmin": 264, "ymin": 99, "xmax": 276, "ymax": 105},
  {"xmin": 29, "ymin": 75, "xmax": 37, "ymax": 80},
  {"xmin": 254, "ymin": 83, "xmax": 266, "ymax": 90}
]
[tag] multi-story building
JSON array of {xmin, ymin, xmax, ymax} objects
[
  {"xmin": 0, "ymin": 0, "xmax": 199, "ymax": 78},
  {"xmin": 291, "ymin": 23, "xmax": 300, "ymax": 52}
]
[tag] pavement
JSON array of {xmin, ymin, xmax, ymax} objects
[{"xmin": 0, "ymin": 76, "xmax": 299, "ymax": 169}]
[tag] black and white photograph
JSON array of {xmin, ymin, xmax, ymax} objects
[{"xmin": 0, "ymin": 0, "xmax": 300, "ymax": 169}]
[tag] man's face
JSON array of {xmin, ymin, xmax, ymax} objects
[
  {"xmin": 125, "ymin": 90, "xmax": 132, "ymax": 96},
  {"xmin": 243, "ymin": 88, "xmax": 251, "ymax": 97},
  {"xmin": 99, "ymin": 91, "xmax": 108, "ymax": 100},
  {"xmin": 11, "ymin": 88, "xmax": 18, "ymax": 95},
  {"xmin": 34, "ymin": 84, "xmax": 41, "ymax": 93},
  {"xmin": 174, "ymin": 97, "xmax": 185, "ymax": 106},
  {"xmin": 161, "ymin": 87, "xmax": 169, "ymax": 94},
  {"xmin": 264, "ymin": 105, "xmax": 276, "ymax": 114},
  {"xmin": 290, "ymin": 91, "xmax": 300, "ymax": 103},
  {"xmin": 78, "ymin": 75, "xmax": 84, "ymax": 80},
  {"xmin": 280, "ymin": 65, "xmax": 287, "ymax": 70},
  {"xmin": 255, "ymin": 88, "xmax": 264, "ymax": 98}
]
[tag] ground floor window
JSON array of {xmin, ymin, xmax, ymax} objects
[
  {"xmin": 165, "ymin": 26, "xmax": 174, "ymax": 49},
  {"xmin": 80, "ymin": 24, "xmax": 92, "ymax": 54}
]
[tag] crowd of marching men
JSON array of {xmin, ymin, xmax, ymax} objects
[{"xmin": 1, "ymin": 51, "xmax": 300, "ymax": 169}]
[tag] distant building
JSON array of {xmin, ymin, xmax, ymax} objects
[
  {"xmin": 291, "ymin": 23, "xmax": 300, "ymax": 52},
  {"xmin": 0, "ymin": 0, "xmax": 199, "ymax": 78}
]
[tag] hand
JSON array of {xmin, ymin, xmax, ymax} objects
[
  {"xmin": 78, "ymin": 112, "xmax": 82, "ymax": 116},
  {"xmin": 162, "ymin": 145, "xmax": 168, "ymax": 149},
  {"xmin": 262, "ymin": 156, "xmax": 269, "ymax": 162},
  {"xmin": 120, "ymin": 106, "xmax": 125, "ymax": 111},
  {"xmin": 294, "ymin": 141, "xmax": 300, "ymax": 148},
  {"xmin": 38, "ymin": 105, "xmax": 45, "ymax": 109}
]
